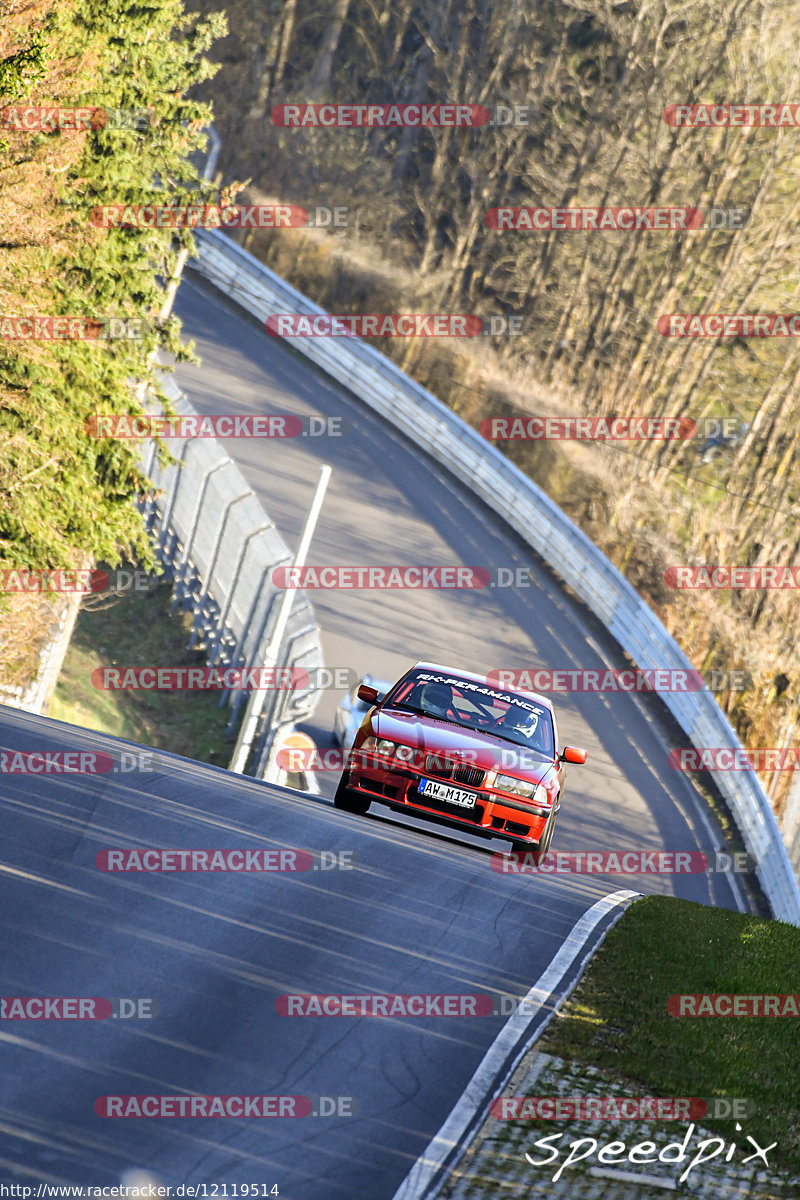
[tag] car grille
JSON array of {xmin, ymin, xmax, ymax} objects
[{"xmin": 424, "ymin": 754, "xmax": 485, "ymax": 788}]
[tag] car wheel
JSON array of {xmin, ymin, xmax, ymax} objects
[
  {"xmin": 509, "ymin": 807, "xmax": 557, "ymax": 857},
  {"xmin": 333, "ymin": 771, "xmax": 371, "ymax": 815},
  {"xmin": 536, "ymin": 806, "xmax": 558, "ymax": 854}
]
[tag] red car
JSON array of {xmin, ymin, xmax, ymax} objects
[{"xmin": 333, "ymin": 661, "xmax": 587, "ymax": 852}]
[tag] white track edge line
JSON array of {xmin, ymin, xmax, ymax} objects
[{"xmin": 390, "ymin": 888, "xmax": 641, "ymax": 1200}]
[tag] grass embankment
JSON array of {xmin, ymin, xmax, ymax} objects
[
  {"xmin": 538, "ymin": 895, "xmax": 800, "ymax": 1175},
  {"xmin": 49, "ymin": 573, "xmax": 234, "ymax": 764}
]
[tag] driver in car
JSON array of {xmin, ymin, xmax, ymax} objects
[
  {"xmin": 496, "ymin": 704, "xmax": 547, "ymax": 752},
  {"xmin": 419, "ymin": 681, "xmax": 457, "ymax": 719}
]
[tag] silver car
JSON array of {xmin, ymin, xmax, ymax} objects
[{"xmin": 333, "ymin": 675, "xmax": 392, "ymax": 751}]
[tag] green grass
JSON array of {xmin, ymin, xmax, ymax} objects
[
  {"xmin": 50, "ymin": 575, "xmax": 235, "ymax": 765},
  {"xmin": 538, "ymin": 895, "xmax": 800, "ymax": 1174}
]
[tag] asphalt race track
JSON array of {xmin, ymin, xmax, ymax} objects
[
  {"xmin": 173, "ymin": 269, "xmax": 748, "ymax": 912},
  {"xmin": 0, "ymin": 266, "xmax": 755, "ymax": 1197},
  {"xmin": 2, "ymin": 707, "xmax": 627, "ymax": 1195}
]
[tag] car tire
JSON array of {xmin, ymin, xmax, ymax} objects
[
  {"xmin": 536, "ymin": 806, "xmax": 558, "ymax": 854},
  {"xmin": 509, "ymin": 807, "xmax": 557, "ymax": 857},
  {"xmin": 333, "ymin": 771, "xmax": 371, "ymax": 815}
]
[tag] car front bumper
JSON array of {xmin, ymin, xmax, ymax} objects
[{"xmin": 347, "ymin": 759, "xmax": 551, "ymax": 843}]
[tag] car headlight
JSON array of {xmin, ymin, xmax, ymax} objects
[
  {"xmin": 359, "ymin": 736, "xmax": 396, "ymax": 756},
  {"xmin": 393, "ymin": 743, "xmax": 417, "ymax": 763},
  {"xmin": 489, "ymin": 774, "xmax": 549, "ymax": 806},
  {"xmin": 359, "ymin": 737, "xmax": 420, "ymax": 762}
]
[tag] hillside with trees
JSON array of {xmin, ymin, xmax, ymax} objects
[
  {"xmin": 190, "ymin": 0, "xmax": 800, "ymax": 817},
  {"xmin": 0, "ymin": 0, "xmax": 226, "ymax": 687}
]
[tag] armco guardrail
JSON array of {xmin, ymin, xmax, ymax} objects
[
  {"xmin": 137, "ymin": 374, "xmax": 323, "ymax": 773},
  {"xmin": 191, "ymin": 226, "xmax": 800, "ymax": 924}
]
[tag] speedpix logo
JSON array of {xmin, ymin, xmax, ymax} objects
[{"xmin": 523, "ymin": 1122, "xmax": 776, "ymax": 1184}]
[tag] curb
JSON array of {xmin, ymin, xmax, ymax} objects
[{"xmin": 390, "ymin": 889, "xmax": 641, "ymax": 1200}]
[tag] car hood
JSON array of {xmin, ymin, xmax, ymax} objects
[{"xmin": 372, "ymin": 710, "xmax": 553, "ymax": 783}]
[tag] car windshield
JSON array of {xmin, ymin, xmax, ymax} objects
[{"xmin": 384, "ymin": 669, "xmax": 555, "ymax": 757}]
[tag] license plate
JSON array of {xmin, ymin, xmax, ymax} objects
[{"xmin": 418, "ymin": 777, "xmax": 476, "ymax": 808}]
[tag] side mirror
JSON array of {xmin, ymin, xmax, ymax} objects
[
  {"xmin": 358, "ymin": 684, "xmax": 379, "ymax": 704},
  {"xmin": 561, "ymin": 746, "xmax": 587, "ymax": 764}
]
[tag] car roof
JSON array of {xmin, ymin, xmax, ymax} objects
[{"xmin": 409, "ymin": 660, "xmax": 555, "ymax": 713}]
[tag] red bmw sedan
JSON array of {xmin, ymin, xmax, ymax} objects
[{"xmin": 333, "ymin": 661, "xmax": 587, "ymax": 852}]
